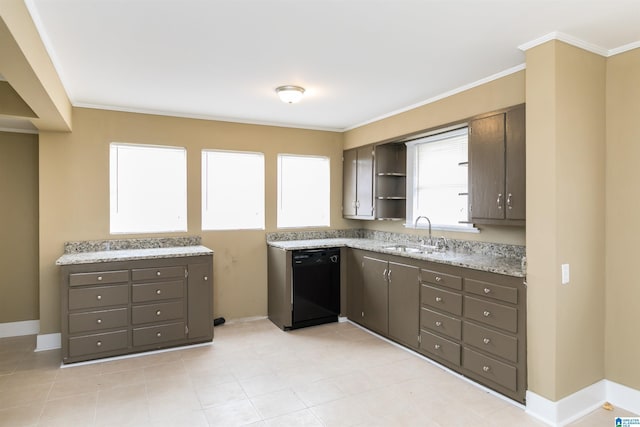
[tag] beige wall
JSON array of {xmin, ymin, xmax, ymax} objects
[
  {"xmin": 0, "ymin": 131, "xmax": 39, "ymax": 323},
  {"xmin": 526, "ymin": 40, "xmax": 606, "ymax": 401},
  {"xmin": 38, "ymin": 107, "xmax": 351, "ymax": 334},
  {"xmin": 605, "ymin": 48, "xmax": 640, "ymax": 390}
]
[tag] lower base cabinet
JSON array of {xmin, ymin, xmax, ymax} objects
[
  {"xmin": 347, "ymin": 248, "xmax": 526, "ymax": 403},
  {"xmin": 60, "ymin": 254, "xmax": 213, "ymax": 364}
]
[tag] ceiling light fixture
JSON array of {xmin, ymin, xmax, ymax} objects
[{"xmin": 275, "ymin": 85, "xmax": 305, "ymax": 104}]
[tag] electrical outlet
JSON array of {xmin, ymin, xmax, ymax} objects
[{"xmin": 561, "ymin": 264, "xmax": 570, "ymax": 285}]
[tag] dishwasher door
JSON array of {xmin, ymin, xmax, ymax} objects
[{"xmin": 291, "ymin": 248, "xmax": 340, "ymax": 329}]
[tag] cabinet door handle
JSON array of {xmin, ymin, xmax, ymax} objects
[
  {"xmin": 483, "ymin": 310, "xmax": 491, "ymax": 317},
  {"xmin": 435, "ymin": 296, "xmax": 443, "ymax": 303},
  {"xmin": 483, "ymin": 287, "xmax": 491, "ymax": 294},
  {"xmin": 156, "ymin": 332, "xmax": 162, "ymax": 338},
  {"xmin": 96, "ymin": 340, "xmax": 102, "ymax": 347},
  {"xmin": 96, "ymin": 295, "xmax": 102, "ymax": 301},
  {"xmin": 156, "ymin": 271, "xmax": 162, "ymax": 276},
  {"xmin": 483, "ymin": 338, "xmax": 491, "ymax": 344},
  {"xmin": 434, "ymin": 321, "xmax": 442, "ymax": 327},
  {"xmin": 507, "ymin": 193, "xmax": 513, "ymax": 210},
  {"xmin": 387, "ymin": 270, "xmax": 392, "ymax": 283},
  {"xmin": 203, "ymin": 276, "xmax": 208, "ymax": 281},
  {"xmin": 482, "ymin": 365, "xmax": 491, "ymax": 372},
  {"xmin": 434, "ymin": 344, "xmax": 441, "ymax": 350},
  {"xmin": 497, "ymin": 193, "xmax": 503, "ymax": 210},
  {"xmin": 97, "ymin": 276, "xmax": 103, "ymax": 281},
  {"xmin": 435, "ymin": 276, "xmax": 442, "ymax": 282},
  {"xmin": 383, "ymin": 269, "xmax": 388, "ymax": 280},
  {"xmin": 156, "ymin": 289, "xmax": 162, "ymax": 295},
  {"xmin": 96, "ymin": 319, "xmax": 102, "ymax": 325},
  {"xmin": 156, "ymin": 310, "xmax": 162, "ymax": 316}
]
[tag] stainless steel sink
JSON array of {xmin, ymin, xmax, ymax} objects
[{"xmin": 384, "ymin": 245, "xmax": 423, "ymax": 254}]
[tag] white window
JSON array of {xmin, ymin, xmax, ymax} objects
[
  {"xmin": 406, "ymin": 127, "xmax": 472, "ymax": 230},
  {"xmin": 277, "ymin": 154, "xmax": 330, "ymax": 228},
  {"xmin": 110, "ymin": 143, "xmax": 187, "ymax": 234},
  {"xmin": 201, "ymin": 150, "xmax": 265, "ymax": 230}
]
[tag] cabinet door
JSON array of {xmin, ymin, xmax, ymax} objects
[
  {"xmin": 346, "ymin": 249, "xmax": 365, "ymax": 322},
  {"xmin": 362, "ymin": 256, "xmax": 388, "ymax": 335},
  {"xmin": 356, "ymin": 146, "xmax": 374, "ymax": 218},
  {"xmin": 470, "ymin": 113, "xmax": 506, "ymax": 220},
  {"xmin": 388, "ymin": 261, "xmax": 420, "ymax": 349},
  {"xmin": 505, "ymin": 105, "xmax": 526, "ymax": 220},
  {"xmin": 342, "ymin": 148, "xmax": 358, "ymax": 217},
  {"xmin": 187, "ymin": 260, "xmax": 213, "ymax": 340}
]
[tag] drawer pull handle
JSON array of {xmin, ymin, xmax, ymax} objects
[
  {"xmin": 435, "ymin": 276, "xmax": 442, "ymax": 282},
  {"xmin": 483, "ymin": 338, "xmax": 491, "ymax": 344},
  {"xmin": 96, "ymin": 319, "xmax": 102, "ymax": 325},
  {"xmin": 434, "ymin": 321, "xmax": 442, "ymax": 327},
  {"xmin": 482, "ymin": 365, "xmax": 491, "ymax": 372},
  {"xmin": 96, "ymin": 295, "xmax": 102, "ymax": 301},
  {"xmin": 156, "ymin": 332, "xmax": 162, "ymax": 338},
  {"xmin": 435, "ymin": 297, "xmax": 443, "ymax": 303},
  {"xmin": 156, "ymin": 271, "xmax": 161, "ymax": 276},
  {"xmin": 483, "ymin": 310, "xmax": 491, "ymax": 317},
  {"xmin": 434, "ymin": 344, "xmax": 441, "ymax": 350},
  {"xmin": 156, "ymin": 289, "xmax": 162, "ymax": 295},
  {"xmin": 156, "ymin": 310, "xmax": 162, "ymax": 316},
  {"xmin": 96, "ymin": 341, "xmax": 102, "ymax": 347},
  {"xmin": 97, "ymin": 276, "xmax": 103, "ymax": 281},
  {"xmin": 204, "ymin": 276, "xmax": 208, "ymax": 281},
  {"xmin": 483, "ymin": 288, "xmax": 491, "ymax": 294}
]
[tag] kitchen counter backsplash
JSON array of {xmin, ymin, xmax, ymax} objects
[
  {"xmin": 63, "ymin": 236, "xmax": 202, "ymax": 254},
  {"xmin": 267, "ymin": 229, "xmax": 525, "ymax": 260}
]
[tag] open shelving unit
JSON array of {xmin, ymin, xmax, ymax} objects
[{"xmin": 374, "ymin": 143, "xmax": 406, "ymax": 220}]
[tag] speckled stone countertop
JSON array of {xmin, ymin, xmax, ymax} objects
[
  {"xmin": 56, "ymin": 236, "xmax": 213, "ymax": 266},
  {"xmin": 267, "ymin": 230, "xmax": 526, "ymax": 278}
]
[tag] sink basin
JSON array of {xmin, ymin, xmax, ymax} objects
[{"xmin": 384, "ymin": 245, "xmax": 423, "ymax": 254}]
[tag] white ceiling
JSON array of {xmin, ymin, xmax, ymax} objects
[{"xmin": 22, "ymin": 0, "xmax": 640, "ymax": 132}]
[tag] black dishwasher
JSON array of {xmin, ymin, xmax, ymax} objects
[{"xmin": 291, "ymin": 248, "xmax": 340, "ymax": 329}]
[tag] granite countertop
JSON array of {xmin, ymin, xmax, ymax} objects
[
  {"xmin": 267, "ymin": 238, "xmax": 525, "ymax": 278},
  {"xmin": 55, "ymin": 236, "xmax": 213, "ymax": 266}
]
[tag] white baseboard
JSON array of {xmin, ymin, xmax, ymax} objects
[
  {"xmin": 0, "ymin": 320, "xmax": 40, "ymax": 338},
  {"xmin": 36, "ymin": 333, "xmax": 61, "ymax": 352},
  {"xmin": 526, "ymin": 380, "xmax": 640, "ymax": 426}
]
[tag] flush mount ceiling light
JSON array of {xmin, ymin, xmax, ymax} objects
[{"xmin": 275, "ymin": 85, "xmax": 305, "ymax": 104}]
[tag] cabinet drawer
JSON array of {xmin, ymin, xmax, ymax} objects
[
  {"xmin": 133, "ymin": 322, "xmax": 185, "ymax": 347},
  {"xmin": 69, "ymin": 270, "xmax": 128, "ymax": 287},
  {"xmin": 463, "ymin": 347, "xmax": 517, "ymax": 391},
  {"xmin": 464, "ymin": 296, "xmax": 518, "ymax": 333},
  {"xmin": 421, "ymin": 285, "xmax": 462, "ymax": 316},
  {"xmin": 463, "ymin": 321, "xmax": 518, "ymax": 363},
  {"xmin": 466, "ymin": 279, "xmax": 518, "ymax": 304},
  {"xmin": 420, "ymin": 330, "xmax": 460, "ymax": 366},
  {"xmin": 132, "ymin": 301, "xmax": 184, "ymax": 325},
  {"xmin": 421, "ymin": 269, "xmax": 462, "ymax": 290},
  {"xmin": 69, "ymin": 308, "xmax": 128, "ymax": 334},
  {"xmin": 132, "ymin": 266, "xmax": 184, "ymax": 282},
  {"xmin": 68, "ymin": 285, "xmax": 128, "ymax": 310},
  {"xmin": 420, "ymin": 308, "xmax": 461, "ymax": 340},
  {"xmin": 132, "ymin": 280, "xmax": 184, "ymax": 303},
  {"xmin": 68, "ymin": 330, "xmax": 128, "ymax": 358}
]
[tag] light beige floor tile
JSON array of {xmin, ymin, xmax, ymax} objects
[
  {"xmin": 264, "ymin": 409, "xmax": 324, "ymax": 427},
  {"xmin": 195, "ymin": 379, "xmax": 248, "ymax": 408},
  {"xmin": 55, "ymin": 362, "xmax": 103, "ymax": 381},
  {"xmin": 204, "ymin": 399, "xmax": 262, "ymax": 427},
  {"xmin": 47, "ymin": 374, "xmax": 102, "ymax": 400},
  {"xmin": 0, "ymin": 382, "xmax": 51, "ymax": 410},
  {"xmin": 39, "ymin": 391, "xmax": 97, "ymax": 426},
  {"xmin": 293, "ymin": 378, "xmax": 348, "ymax": 407},
  {"xmin": 95, "ymin": 384, "xmax": 150, "ymax": 427},
  {"xmin": 250, "ymin": 388, "xmax": 307, "ymax": 420},
  {"xmin": 239, "ymin": 372, "xmax": 290, "ymax": 397},
  {"xmin": 151, "ymin": 409, "xmax": 210, "ymax": 427},
  {"xmin": 147, "ymin": 383, "xmax": 201, "ymax": 420},
  {"xmin": 97, "ymin": 366, "xmax": 147, "ymax": 390},
  {"xmin": 566, "ymin": 406, "xmax": 639, "ymax": 427},
  {"xmin": 310, "ymin": 395, "xmax": 378, "ymax": 427},
  {"xmin": 0, "ymin": 404, "xmax": 41, "ymax": 427}
]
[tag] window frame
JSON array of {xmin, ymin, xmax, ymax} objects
[
  {"xmin": 405, "ymin": 126, "xmax": 478, "ymax": 232},
  {"xmin": 277, "ymin": 153, "xmax": 331, "ymax": 229},
  {"xmin": 201, "ymin": 149, "xmax": 265, "ymax": 231},
  {"xmin": 109, "ymin": 142, "xmax": 187, "ymax": 234}
]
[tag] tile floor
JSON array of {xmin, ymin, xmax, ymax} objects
[{"xmin": 0, "ymin": 319, "xmax": 636, "ymax": 426}]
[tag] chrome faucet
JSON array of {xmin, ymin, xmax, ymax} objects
[{"xmin": 414, "ymin": 215, "xmax": 432, "ymax": 246}]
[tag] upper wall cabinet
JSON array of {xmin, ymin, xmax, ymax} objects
[
  {"xmin": 469, "ymin": 105, "xmax": 526, "ymax": 226},
  {"xmin": 343, "ymin": 145, "xmax": 375, "ymax": 219}
]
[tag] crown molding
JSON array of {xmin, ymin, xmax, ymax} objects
[{"xmin": 518, "ymin": 31, "xmax": 640, "ymax": 58}]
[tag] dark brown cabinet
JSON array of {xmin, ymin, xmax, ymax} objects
[
  {"xmin": 348, "ymin": 250, "xmax": 419, "ymax": 348},
  {"xmin": 469, "ymin": 105, "xmax": 525, "ymax": 225},
  {"xmin": 343, "ymin": 146, "xmax": 374, "ymax": 219},
  {"xmin": 60, "ymin": 254, "xmax": 213, "ymax": 364}
]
